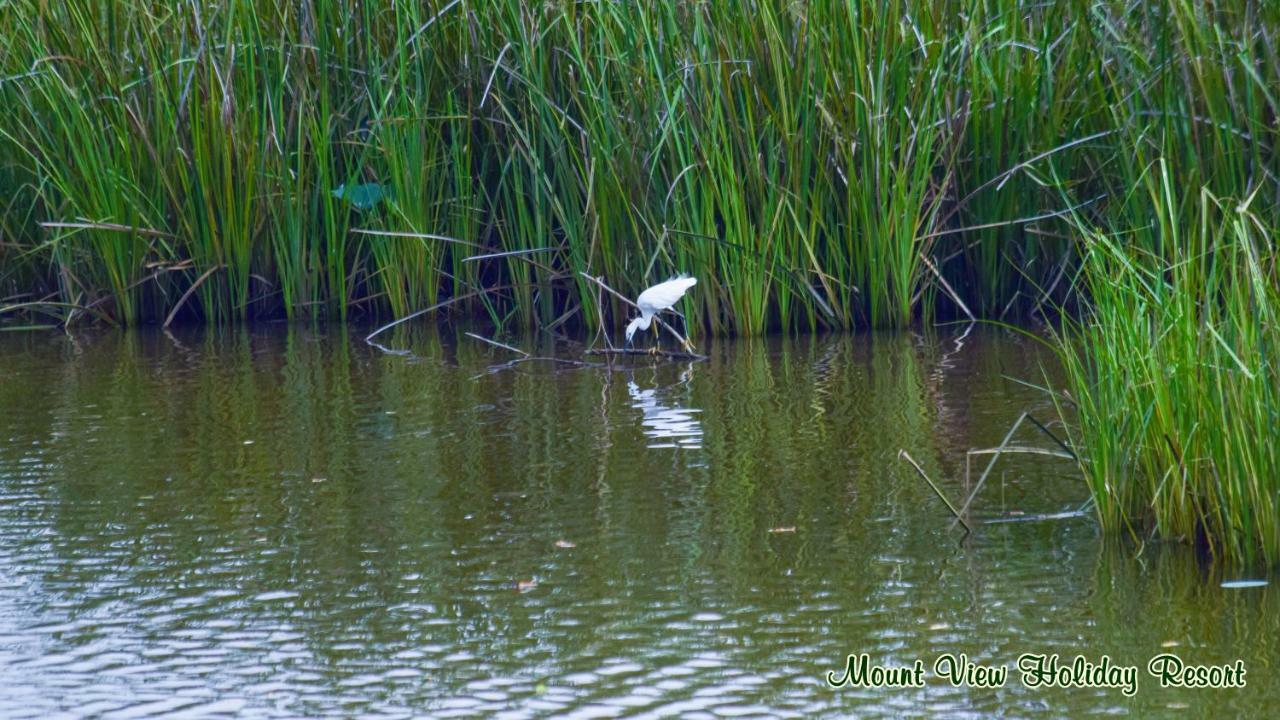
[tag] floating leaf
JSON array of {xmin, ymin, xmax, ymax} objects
[
  {"xmin": 331, "ymin": 182, "xmax": 387, "ymax": 211},
  {"xmin": 1221, "ymin": 579, "xmax": 1269, "ymax": 589}
]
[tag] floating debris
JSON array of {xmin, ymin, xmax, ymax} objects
[
  {"xmin": 1221, "ymin": 579, "xmax": 1269, "ymax": 589},
  {"xmin": 516, "ymin": 579, "xmax": 538, "ymax": 592},
  {"xmin": 554, "ymin": 539, "xmax": 576, "ymax": 549},
  {"xmin": 768, "ymin": 526, "xmax": 797, "ymax": 534}
]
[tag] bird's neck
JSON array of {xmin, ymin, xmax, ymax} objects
[{"xmin": 626, "ymin": 316, "xmax": 650, "ymax": 336}]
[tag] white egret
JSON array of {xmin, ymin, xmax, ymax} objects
[{"xmin": 624, "ymin": 275, "xmax": 697, "ymax": 347}]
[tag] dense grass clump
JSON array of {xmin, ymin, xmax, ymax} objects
[
  {"xmin": 1, "ymin": 1, "xmax": 1272, "ymax": 331},
  {"xmin": 1057, "ymin": 164, "xmax": 1280, "ymax": 566},
  {"xmin": 0, "ymin": 1, "xmax": 1278, "ymax": 563}
]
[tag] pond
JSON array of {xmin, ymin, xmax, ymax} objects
[{"xmin": 0, "ymin": 326, "xmax": 1275, "ymax": 718}]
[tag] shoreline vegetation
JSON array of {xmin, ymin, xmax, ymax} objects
[{"xmin": 0, "ymin": 1, "xmax": 1276, "ymax": 565}]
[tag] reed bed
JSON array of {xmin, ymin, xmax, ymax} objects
[
  {"xmin": 1, "ymin": 0, "xmax": 1278, "ymax": 563},
  {"xmin": 0, "ymin": 0, "xmax": 1269, "ymax": 331},
  {"xmin": 1056, "ymin": 164, "xmax": 1280, "ymax": 567}
]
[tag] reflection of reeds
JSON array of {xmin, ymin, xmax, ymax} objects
[{"xmin": 1091, "ymin": 540, "xmax": 1280, "ymax": 664}]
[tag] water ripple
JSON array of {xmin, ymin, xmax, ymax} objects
[{"xmin": 0, "ymin": 329, "xmax": 1276, "ymax": 717}]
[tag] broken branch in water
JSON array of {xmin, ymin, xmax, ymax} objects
[
  {"xmin": 950, "ymin": 411, "xmax": 1080, "ymax": 530},
  {"xmin": 469, "ymin": 356, "xmax": 604, "ymax": 380},
  {"xmin": 984, "ymin": 509, "xmax": 1089, "ymax": 525},
  {"xmin": 584, "ymin": 347, "xmax": 707, "ymax": 361},
  {"xmin": 463, "ymin": 331, "xmax": 604, "ymax": 378},
  {"xmin": 464, "ymin": 331, "xmax": 529, "ymax": 357},
  {"xmin": 898, "ymin": 450, "xmax": 971, "ymax": 533}
]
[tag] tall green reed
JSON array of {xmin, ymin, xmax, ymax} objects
[
  {"xmin": 0, "ymin": 0, "xmax": 1141, "ymax": 329},
  {"xmin": 1057, "ymin": 165, "xmax": 1278, "ymax": 566},
  {"xmin": 0, "ymin": 0, "xmax": 1275, "ymax": 335}
]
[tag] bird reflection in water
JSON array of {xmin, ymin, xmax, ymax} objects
[{"xmin": 627, "ymin": 367, "xmax": 703, "ymax": 450}]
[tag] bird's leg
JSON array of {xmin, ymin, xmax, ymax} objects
[{"xmin": 678, "ymin": 314, "xmax": 695, "ymax": 353}]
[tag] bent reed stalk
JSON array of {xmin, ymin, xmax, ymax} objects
[{"xmin": 0, "ymin": 1, "xmax": 1278, "ymax": 565}]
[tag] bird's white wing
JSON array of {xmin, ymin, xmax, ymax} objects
[{"xmin": 636, "ymin": 276, "xmax": 697, "ymax": 313}]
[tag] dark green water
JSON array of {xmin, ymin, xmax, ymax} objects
[{"xmin": 0, "ymin": 327, "xmax": 1275, "ymax": 718}]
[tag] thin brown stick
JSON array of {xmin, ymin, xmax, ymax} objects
[
  {"xmin": 936, "ymin": 131, "xmax": 1114, "ymax": 230},
  {"xmin": 952, "ymin": 412, "xmax": 1028, "ymax": 526},
  {"xmin": 1025, "ymin": 414, "xmax": 1079, "ymax": 460},
  {"xmin": 984, "ymin": 509, "xmax": 1090, "ymax": 525},
  {"xmin": 365, "ymin": 283, "xmax": 529, "ymax": 344},
  {"xmin": 1031, "ymin": 252, "xmax": 1072, "ymax": 317},
  {"xmin": 919, "ymin": 252, "xmax": 975, "ymax": 321},
  {"xmin": 352, "ymin": 227, "xmax": 484, "ymax": 249},
  {"xmin": 592, "ymin": 283, "xmax": 615, "ymax": 350},
  {"xmin": 463, "ymin": 247, "xmax": 558, "ymax": 262},
  {"xmin": 358, "ymin": 228, "xmax": 565, "ymax": 278},
  {"xmin": 86, "ymin": 265, "xmax": 194, "ymax": 310},
  {"xmin": 898, "ymin": 450, "xmax": 971, "ymax": 533},
  {"xmin": 0, "ymin": 300, "xmax": 117, "ymax": 326},
  {"xmin": 544, "ymin": 304, "xmax": 580, "ymax": 334},
  {"xmin": 164, "ymin": 264, "xmax": 223, "ymax": 328},
  {"xmin": 965, "ymin": 445, "xmax": 1075, "ymax": 459},
  {"xmin": 923, "ymin": 194, "xmax": 1107, "ymax": 243},
  {"xmin": 471, "ymin": 356, "xmax": 604, "ymax": 380},
  {"xmin": 404, "ymin": 0, "xmax": 463, "ymax": 62},
  {"xmin": 41, "ymin": 221, "xmax": 175, "ymax": 238},
  {"xmin": 951, "ymin": 412, "xmax": 1080, "ymax": 530},
  {"xmin": 464, "ymin": 332, "xmax": 529, "ymax": 357}
]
